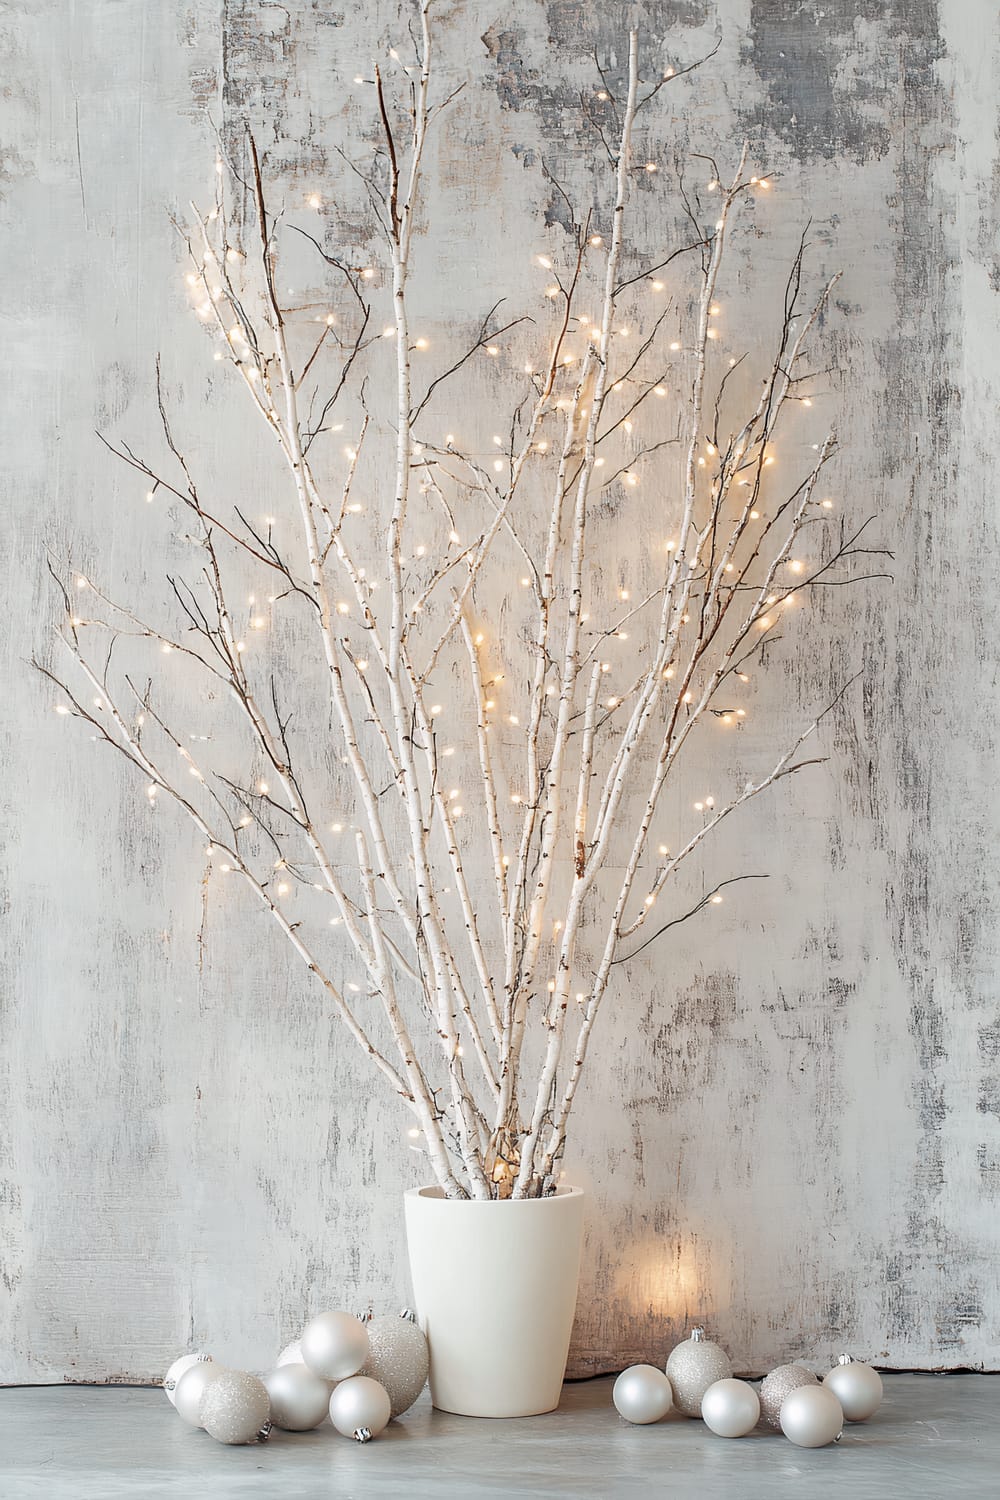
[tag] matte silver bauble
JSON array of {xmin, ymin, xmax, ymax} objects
[
  {"xmin": 201, "ymin": 1369, "xmax": 272, "ymax": 1445},
  {"xmin": 163, "ymin": 1353, "xmax": 212, "ymax": 1406},
  {"xmin": 359, "ymin": 1312, "xmax": 430, "ymax": 1418},
  {"xmin": 701, "ymin": 1377, "xmax": 760, "ymax": 1438},
  {"xmin": 263, "ymin": 1362, "xmax": 332, "ymax": 1431},
  {"xmin": 173, "ymin": 1360, "xmax": 227, "ymax": 1427},
  {"xmin": 612, "ymin": 1365, "xmax": 673, "ymax": 1424},
  {"xmin": 779, "ymin": 1383, "xmax": 844, "ymax": 1448},
  {"xmin": 823, "ymin": 1355, "xmax": 883, "ymax": 1421},
  {"xmin": 759, "ymin": 1363, "xmax": 817, "ymax": 1429},
  {"xmin": 301, "ymin": 1311, "xmax": 371, "ymax": 1381},
  {"xmin": 328, "ymin": 1375, "xmax": 392, "ymax": 1440},
  {"xmin": 664, "ymin": 1328, "xmax": 733, "ymax": 1417},
  {"xmin": 276, "ymin": 1340, "xmax": 303, "ymax": 1368}
]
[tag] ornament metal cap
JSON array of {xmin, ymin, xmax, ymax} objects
[
  {"xmin": 837, "ymin": 1354, "xmax": 854, "ymax": 1365},
  {"xmin": 690, "ymin": 1327, "xmax": 705, "ymax": 1342},
  {"xmin": 257, "ymin": 1420, "xmax": 273, "ymax": 1443},
  {"xmin": 354, "ymin": 1427, "xmax": 373, "ymax": 1443},
  {"xmin": 400, "ymin": 1308, "xmax": 417, "ymax": 1323},
  {"xmin": 358, "ymin": 1307, "xmax": 373, "ymax": 1323}
]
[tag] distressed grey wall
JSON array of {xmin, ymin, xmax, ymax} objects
[{"xmin": 2, "ymin": 0, "xmax": 998, "ymax": 1382}]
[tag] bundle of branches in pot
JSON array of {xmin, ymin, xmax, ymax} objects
[{"xmin": 40, "ymin": 5, "xmax": 885, "ymax": 1416}]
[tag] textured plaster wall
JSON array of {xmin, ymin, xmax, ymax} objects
[{"xmin": 2, "ymin": 0, "xmax": 998, "ymax": 1381}]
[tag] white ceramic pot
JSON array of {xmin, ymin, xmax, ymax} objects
[{"xmin": 404, "ymin": 1183, "xmax": 585, "ymax": 1418}]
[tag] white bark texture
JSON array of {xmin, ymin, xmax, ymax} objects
[{"xmin": 2, "ymin": 0, "xmax": 998, "ymax": 1377}]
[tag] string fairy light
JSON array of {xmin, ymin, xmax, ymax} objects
[{"xmin": 43, "ymin": 29, "xmax": 861, "ymax": 1208}]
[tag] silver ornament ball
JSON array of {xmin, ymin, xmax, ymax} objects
[
  {"xmin": 163, "ymin": 1352, "xmax": 212, "ymax": 1406},
  {"xmin": 823, "ymin": 1355, "xmax": 883, "ymax": 1422},
  {"xmin": 263, "ymin": 1362, "xmax": 332, "ymax": 1431},
  {"xmin": 664, "ymin": 1328, "xmax": 733, "ymax": 1418},
  {"xmin": 359, "ymin": 1312, "xmax": 429, "ymax": 1418},
  {"xmin": 328, "ymin": 1375, "xmax": 392, "ymax": 1440},
  {"xmin": 612, "ymin": 1365, "xmax": 673, "ymax": 1425},
  {"xmin": 701, "ymin": 1378, "xmax": 761, "ymax": 1438},
  {"xmin": 201, "ymin": 1369, "xmax": 272, "ymax": 1446},
  {"xmin": 276, "ymin": 1339, "xmax": 303, "ymax": 1368},
  {"xmin": 301, "ymin": 1310, "xmax": 371, "ymax": 1381},
  {"xmin": 759, "ymin": 1363, "xmax": 818, "ymax": 1429},
  {"xmin": 173, "ymin": 1361, "xmax": 227, "ymax": 1427},
  {"xmin": 780, "ymin": 1383, "xmax": 844, "ymax": 1448}
]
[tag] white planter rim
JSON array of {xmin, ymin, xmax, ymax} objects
[{"xmin": 405, "ymin": 1183, "xmax": 583, "ymax": 1207}]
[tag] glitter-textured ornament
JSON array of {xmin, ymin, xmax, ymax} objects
[
  {"xmin": 664, "ymin": 1329, "xmax": 733, "ymax": 1418},
  {"xmin": 263, "ymin": 1362, "xmax": 332, "ymax": 1431},
  {"xmin": 780, "ymin": 1383, "xmax": 844, "ymax": 1448},
  {"xmin": 277, "ymin": 1340, "xmax": 303, "ymax": 1367},
  {"xmin": 201, "ymin": 1369, "xmax": 272, "ymax": 1445},
  {"xmin": 301, "ymin": 1311, "xmax": 371, "ymax": 1382},
  {"xmin": 612, "ymin": 1365, "xmax": 673, "ymax": 1424},
  {"xmin": 359, "ymin": 1310, "xmax": 430, "ymax": 1418},
  {"xmin": 328, "ymin": 1375, "xmax": 391, "ymax": 1440},
  {"xmin": 823, "ymin": 1355, "xmax": 883, "ymax": 1422},
  {"xmin": 759, "ymin": 1363, "xmax": 817, "ymax": 1429},
  {"xmin": 174, "ymin": 1360, "xmax": 227, "ymax": 1427},
  {"xmin": 163, "ymin": 1352, "xmax": 212, "ymax": 1406},
  {"xmin": 701, "ymin": 1378, "xmax": 760, "ymax": 1438}
]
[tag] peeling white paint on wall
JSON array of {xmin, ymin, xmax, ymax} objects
[{"xmin": 2, "ymin": 0, "xmax": 998, "ymax": 1382}]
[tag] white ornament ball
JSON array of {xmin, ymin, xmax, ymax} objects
[
  {"xmin": 780, "ymin": 1383, "xmax": 844, "ymax": 1448},
  {"xmin": 174, "ymin": 1361, "xmax": 227, "ymax": 1427},
  {"xmin": 263, "ymin": 1362, "xmax": 332, "ymax": 1431},
  {"xmin": 359, "ymin": 1313, "xmax": 429, "ymax": 1418},
  {"xmin": 823, "ymin": 1355, "xmax": 883, "ymax": 1421},
  {"xmin": 201, "ymin": 1369, "xmax": 271, "ymax": 1446},
  {"xmin": 612, "ymin": 1365, "xmax": 674, "ymax": 1424},
  {"xmin": 328, "ymin": 1375, "xmax": 392, "ymax": 1441},
  {"xmin": 163, "ymin": 1353, "xmax": 212, "ymax": 1406},
  {"xmin": 701, "ymin": 1378, "xmax": 761, "ymax": 1438},
  {"xmin": 759, "ymin": 1362, "xmax": 818, "ymax": 1429},
  {"xmin": 276, "ymin": 1339, "xmax": 303, "ymax": 1368},
  {"xmin": 664, "ymin": 1328, "xmax": 733, "ymax": 1417},
  {"xmin": 301, "ymin": 1311, "xmax": 371, "ymax": 1381}
]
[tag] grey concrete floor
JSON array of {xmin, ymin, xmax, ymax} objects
[{"xmin": 0, "ymin": 1374, "xmax": 995, "ymax": 1499}]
